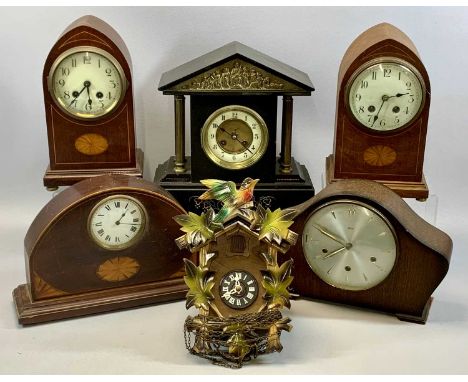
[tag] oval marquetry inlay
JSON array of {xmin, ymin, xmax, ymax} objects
[
  {"xmin": 75, "ymin": 133, "xmax": 109, "ymax": 156},
  {"xmin": 97, "ymin": 256, "xmax": 140, "ymax": 282},
  {"xmin": 363, "ymin": 145, "xmax": 397, "ymax": 167}
]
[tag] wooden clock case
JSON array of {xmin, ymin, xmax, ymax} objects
[
  {"xmin": 155, "ymin": 41, "xmax": 315, "ymax": 212},
  {"xmin": 13, "ymin": 175, "xmax": 192, "ymax": 325},
  {"xmin": 327, "ymin": 23, "xmax": 431, "ymax": 200},
  {"xmin": 288, "ymin": 179, "xmax": 452, "ymax": 324},
  {"xmin": 43, "ymin": 15, "xmax": 143, "ymax": 189}
]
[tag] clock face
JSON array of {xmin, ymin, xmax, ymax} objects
[
  {"xmin": 302, "ymin": 200, "xmax": 397, "ymax": 291},
  {"xmin": 88, "ymin": 195, "xmax": 146, "ymax": 250},
  {"xmin": 219, "ymin": 270, "xmax": 259, "ymax": 309},
  {"xmin": 347, "ymin": 58, "xmax": 425, "ymax": 131},
  {"xmin": 49, "ymin": 46, "xmax": 126, "ymax": 119},
  {"xmin": 201, "ymin": 105, "xmax": 269, "ymax": 170}
]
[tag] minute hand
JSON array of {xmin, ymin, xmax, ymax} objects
[{"xmin": 312, "ymin": 224, "xmax": 347, "ymax": 246}]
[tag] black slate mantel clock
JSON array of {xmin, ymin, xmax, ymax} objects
[{"xmin": 154, "ymin": 41, "xmax": 315, "ymax": 211}]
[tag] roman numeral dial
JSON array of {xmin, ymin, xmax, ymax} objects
[
  {"xmin": 219, "ymin": 270, "xmax": 259, "ymax": 309},
  {"xmin": 88, "ymin": 195, "xmax": 146, "ymax": 250},
  {"xmin": 302, "ymin": 200, "xmax": 397, "ymax": 291}
]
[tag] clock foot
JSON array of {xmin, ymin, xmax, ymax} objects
[
  {"xmin": 43, "ymin": 149, "xmax": 144, "ymax": 188},
  {"xmin": 395, "ymin": 297, "xmax": 433, "ymax": 324},
  {"xmin": 326, "ymin": 154, "xmax": 429, "ymax": 200},
  {"xmin": 154, "ymin": 156, "xmax": 315, "ymax": 211},
  {"xmin": 13, "ymin": 277, "xmax": 187, "ymax": 325}
]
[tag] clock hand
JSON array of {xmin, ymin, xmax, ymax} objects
[
  {"xmin": 387, "ymin": 92, "xmax": 410, "ymax": 99},
  {"xmin": 117, "ymin": 223, "xmax": 141, "ymax": 225},
  {"xmin": 69, "ymin": 81, "xmax": 91, "ymax": 107},
  {"xmin": 371, "ymin": 96, "xmax": 387, "ymax": 127},
  {"xmin": 319, "ymin": 246, "xmax": 347, "ymax": 260},
  {"xmin": 312, "ymin": 224, "xmax": 347, "ymax": 246},
  {"xmin": 86, "ymin": 84, "xmax": 92, "ymax": 107},
  {"xmin": 219, "ymin": 126, "xmax": 253, "ymax": 154}
]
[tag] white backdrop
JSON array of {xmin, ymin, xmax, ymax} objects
[{"xmin": 1, "ymin": 6, "xmax": 468, "ymax": 374}]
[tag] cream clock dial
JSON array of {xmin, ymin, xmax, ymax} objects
[
  {"xmin": 219, "ymin": 270, "xmax": 259, "ymax": 309},
  {"xmin": 49, "ymin": 46, "xmax": 126, "ymax": 119},
  {"xmin": 201, "ymin": 105, "xmax": 269, "ymax": 170},
  {"xmin": 89, "ymin": 195, "xmax": 146, "ymax": 250},
  {"xmin": 302, "ymin": 200, "xmax": 397, "ymax": 291},
  {"xmin": 348, "ymin": 59, "xmax": 424, "ymax": 131}
]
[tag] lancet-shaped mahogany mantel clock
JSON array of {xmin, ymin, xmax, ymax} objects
[
  {"xmin": 42, "ymin": 15, "xmax": 143, "ymax": 190},
  {"xmin": 154, "ymin": 41, "xmax": 315, "ymax": 211},
  {"xmin": 327, "ymin": 23, "xmax": 431, "ymax": 200}
]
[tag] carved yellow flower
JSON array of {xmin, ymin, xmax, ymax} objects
[{"xmin": 97, "ymin": 256, "xmax": 140, "ymax": 282}]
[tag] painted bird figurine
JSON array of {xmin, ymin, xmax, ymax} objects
[{"xmin": 198, "ymin": 178, "xmax": 259, "ymax": 224}]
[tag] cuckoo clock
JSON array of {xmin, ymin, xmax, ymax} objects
[
  {"xmin": 288, "ymin": 179, "xmax": 452, "ymax": 324},
  {"xmin": 13, "ymin": 175, "xmax": 192, "ymax": 324},
  {"xmin": 155, "ymin": 41, "xmax": 315, "ymax": 211},
  {"xmin": 326, "ymin": 23, "xmax": 431, "ymax": 200},
  {"xmin": 42, "ymin": 15, "xmax": 143, "ymax": 190},
  {"xmin": 173, "ymin": 178, "xmax": 297, "ymax": 367}
]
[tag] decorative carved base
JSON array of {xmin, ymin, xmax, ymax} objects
[
  {"xmin": 326, "ymin": 154, "xmax": 429, "ymax": 200},
  {"xmin": 13, "ymin": 277, "xmax": 187, "ymax": 325},
  {"xmin": 43, "ymin": 149, "xmax": 144, "ymax": 189},
  {"xmin": 154, "ymin": 156, "xmax": 315, "ymax": 211}
]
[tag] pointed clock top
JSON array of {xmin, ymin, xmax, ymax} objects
[{"xmin": 158, "ymin": 41, "xmax": 314, "ymax": 95}]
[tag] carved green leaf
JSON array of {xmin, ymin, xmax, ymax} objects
[
  {"xmin": 267, "ymin": 316, "xmax": 292, "ymax": 352},
  {"xmin": 261, "ymin": 259, "xmax": 294, "ymax": 309},
  {"xmin": 257, "ymin": 208, "xmax": 296, "ymax": 244},
  {"xmin": 226, "ymin": 332, "xmax": 250, "ymax": 360},
  {"xmin": 173, "ymin": 210, "xmax": 215, "ymax": 247},
  {"xmin": 183, "ymin": 259, "xmax": 215, "ymax": 312}
]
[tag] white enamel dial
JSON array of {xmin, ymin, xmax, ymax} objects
[
  {"xmin": 348, "ymin": 59, "xmax": 424, "ymax": 131},
  {"xmin": 88, "ymin": 195, "xmax": 146, "ymax": 250},
  {"xmin": 49, "ymin": 47, "xmax": 126, "ymax": 119},
  {"xmin": 201, "ymin": 105, "xmax": 269, "ymax": 170},
  {"xmin": 219, "ymin": 270, "xmax": 258, "ymax": 309},
  {"xmin": 302, "ymin": 200, "xmax": 397, "ymax": 291}
]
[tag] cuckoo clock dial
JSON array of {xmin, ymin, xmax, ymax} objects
[
  {"xmin": 43, "ymin": 15, "xmax": 143, "ymax": 190},
  {"xmin": 327, "ymin": 23, "xmax": 431, "ymax": 200},
  {"xmin": 289, "ymin": 179, "xmax": 452, "ymax": 324},
  {"xmin": 219, "ymin": 270, "xmax": 259, "ymax": 309}
]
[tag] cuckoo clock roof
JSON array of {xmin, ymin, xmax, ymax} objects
[{"xmin": 158, "ymin": 41, "xmax": 314, "ymax": 95}]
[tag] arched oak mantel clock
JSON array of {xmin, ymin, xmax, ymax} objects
[
  {"xmin": 42, "ymin": 15, "xmax": 143, "ymax": 190},
  {"xmin": 154, "ymin": 41, "xmax": 315, "ymax": 211},
  {"xmin": 326, "ymin": 23, "xmax": 431, "ymax": 200}
]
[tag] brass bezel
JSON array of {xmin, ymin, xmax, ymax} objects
[
  {"xmin": 302, "ymin": 199, "xmax": 398, "ymax": 291},
  {"xmin": 87, "ymin": 194, "xmax": 147, "ymax": 251},
  {"xmin": 345, "ymin": 57, "xmax": 426, "ymax": 133},
  {"xmin": 200, "ymin": 105, "xmax": 269, "ymax": 170},
  {"xmin": 47, "ymin": 46, "xmax": 128, "ymax": 120}
]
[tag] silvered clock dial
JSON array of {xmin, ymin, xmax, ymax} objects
[{"xmin": 302, "ymin": 199, "xmax": 397, "ymax": 291}]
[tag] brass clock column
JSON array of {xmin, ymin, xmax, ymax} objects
[{"xmin": 155, "ymin": 41, "xmax": 315, "ymax": 212}]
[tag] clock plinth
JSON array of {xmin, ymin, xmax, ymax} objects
[
  {"xmin": 326, "ymin": 154, "xmax": 429, "ymax": 200},
  {"xmin": 13, "ymin": 278, "xmax": 186, "ymax": 325},
  {"xmin": 43, "ymin": 148, "xmax": 144, "ymax": 189},
  {"xmin": 154, "ymin": 155, "xmax": 314, "ymax": 211}
]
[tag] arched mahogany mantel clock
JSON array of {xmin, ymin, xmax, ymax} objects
[
  {"xmin": 326, "ymin": 23, "xmax": 431, "ymax": 200},
  {"xmin": 42, "ymin": 15, "xmax": 143, "ymax": 190},
  {"xmin": 154, "ymin": 41, "xmax": 315, "ymax": 211}
]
